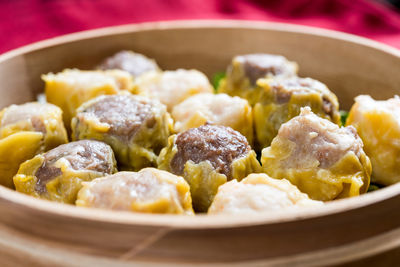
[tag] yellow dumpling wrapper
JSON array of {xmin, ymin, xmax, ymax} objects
[
  {"xmin": 43, "ymin": 69, "xmax": 133, "ymax": 128},
  {"xmin": 0, "ymin": 102, "xmax": 68, "ymax": 188},
  {"xmin": 14, "ymin": 140, "xmax": 117, "ymax": 204},
  {"xmin": 346, "ymin": 95, "xmax": 400, "ymax": 185}
]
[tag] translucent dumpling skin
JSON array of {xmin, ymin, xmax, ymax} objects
[
  {"xmin": 0, "ymin": 102, "xmax": 68, "ymax": 188},
  {"xmin": 43, "ymin": 69, "xmax": 133, "ymax": 128},
  {"xmin": 208, "ymin": 173, "xmax": 322, "ymax": 215},
  {"xmin": 172, "ymin": 93, "xmax": 254, "ymax": 144},
  {"xmin": 13, "ymin": 140, "xmax": 117, "ymax": 203},
  {"xmin": 218, "ymin": 54, "xmax": 298, "ymax": 102},
  {"xmin": 158, "ymin": 124, "xmax": 261, "ymax": 212},
  {"xmin": 346, "ymin": 95, "xmax": 400, "ymax": 185},
  {"xmin": 261, "ymin": 107, "xmax": 371, "ymax": 201},
  {"xmin": 76, "ymin": 168, "xmax": 194, "ymax": 215},
  {"xmin": 253, "ymin": 77, "xmax": 341, "ymax": 149},
  {"xmin": 72, "ymin": 94, "xmax": 172, "ymax": 170},
  {"xmin": 132, "ymin": 69, "xmax": 213, "ymax": 111}
]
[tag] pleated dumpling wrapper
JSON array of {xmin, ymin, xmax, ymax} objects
[
  {"xmin": 0, "ymin": 102, "xmax": 68, "ymax": 188},
  {"xmin": 72, "ymin": 93, "xmax": 172, "ymax": 170},
  {"xmin": 132, "ymin": 69, "xmax": 213, "ymax": 111},
  {"xmin": 14, "ymin": 140, "xmax": 117, "ymax": 203},
  {"xmin": 208, "ymin": 173, "xmax": 322, "ymax": 215},
  {"xmin": 253, "ymin": 77, "xmax": 340, "ymax": 149},
  {"xmin": 76, "ymin": 168, "xmax": 194, "ymax": 215},
  {"xmin": 218, "ymin": 53, "xmax": 298, "ymax": 102},
  {"xmin": 43, "ymin": 69, "xmax": 134, "ymax": 128},
  {"xmin": 172, "ymin": 93, "xmax": 254, "ymax": 144},
  {"xmin": 261, "ymin": 107, "xmax": 371, "ymax": 201},
  {"xmin": 158, "ymin": 124, "xmax": 261, "ymax": 212},
  {"xmin": 97, "ymin": 50, "xmax": 160, "ymax": 77},
  {"xmin": 346, "ymin": 95, "xmax": 400, "ymax": 185}
]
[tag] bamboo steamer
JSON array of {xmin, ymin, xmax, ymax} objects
[{"xmin": 0, "ymin": 20, "xmax": 400, "ymax": 267}]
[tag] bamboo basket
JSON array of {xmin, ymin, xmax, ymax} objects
[{"xmin": 0, "ymin": 20, "xmax": 400, "ymax": 267}]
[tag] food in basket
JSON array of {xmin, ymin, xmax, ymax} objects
[
  {"xmin": 253, "ymin": 77, "xmax": 341, "ymax": 149},
  {"xmin": 218, "ymin": 54, "xmax": 298, "ymax": 103},
  {"xmin": 158, "ymin": 124, "xmax": 261, "ymax": 212},
  {"xmin": 171, "ymin": 93, "xmax": 253, "ymax": 144},
  {"xmin": 0, "ymin": 102, "xmax": 68, "ymax": 188},
  {"xmin": 71, "ymin": 93, "xmax": 172, "ymax": 170},
  {"xmin": 97, "ymin": 50, "xmax": 160, "ymax": 77},
  {"xmin": 132, "ymin": 69, "xmax": 213, "ymax": 111},
  {"xmin": 14, "ymin": 140, "xmax": 117, "ymax": 203},
  {"xmin": 76, "ymin": 168, "xmax": 194, "ymax": 215},
  {"xmin": 3, "ymin": 50, "xmax": 394, "ymax": 216},
  {"xmin": 261, "ymin": 107, "xmax": 371, "ymax": 201},
  {"xmin": 43, "ymin": 69, "xmax": 134, "ymax": 128},
  {"xmin": 208, "ymin": 173, "xmax": 322, "ymax": 215},
  {"xmin": 346, "ymin": 95, "xmax": 400, "ymax": 186}
]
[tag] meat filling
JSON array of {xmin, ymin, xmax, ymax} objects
[
  {"xmin": 278, "ymin": 107, "xmax": 363, "ymax": 169},
  {"xmin": 170, "ymin": 124, "xmax": 250, "ymax": 179},
  {"xmin": 97, "ymin": 51, "xmax": 159, "ymax": 77},
  {"xmin": 235, "ymin": 54, "xmax": 297, "ymax": 85},
  {"xmin": 78, "ymin": 95, "xmax": 155, "ymax": 141}
]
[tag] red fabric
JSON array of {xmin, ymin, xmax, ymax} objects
[{"xmin": 1, "ymin": 0, "xmax": 400, "ymax": 54}]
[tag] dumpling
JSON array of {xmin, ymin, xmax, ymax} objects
[
  {"xmin": 13, "ymin": 140, "xmax": 117, "ymax": 203},
  {"xmin": 261, "ymin": 107, "xmax": 371, "ymax": 201},
  {"xmin": 43, "ymin": 69, "xmax": 133, "ymax": 128},
  {"xmin": 132, "ymin": 69, "xmax": 213, "ymax": 111},
  {"xmin": 97, "ymin": 50, "xmax": 160, "ymax": 77},
  {"xmin": 218, "ymin": 53, "xmax": 298, "ymax": 102},
  {"xmin": 208, "ymin": 173, "xmax": 322, "ymax": 215},
  {"xmin": 346, "ymin": 95, "xmax": 400, "ymax": 185},
  {"xmin": 253, "ymin": 77, "xmax": 340, "ymax": 149},
  {"xmin": 171, "ymin": 93, "xmax": 253, "ymax": 144},
  {"xmin": 0, "ymin": 102, "xmax": 68, "ymax": 188},
  {"xmin": 71, "ymin": 93, "xmax": 172, "ymax": 170},
  {"xmin": 76, "ymin": 168, "xmax": 194, "ymax": 215},
  {"xmin": 158, "ymin": 124, "xmax": 261, "ymax": 212}
]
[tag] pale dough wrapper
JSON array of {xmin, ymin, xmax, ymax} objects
[
  {"xmin": 76, "ymin": 168, "xmax": 194, "ymax": 215},
  {"xmin": 208, "ymin": 173, "xmax": 322, "ymax": 215},
  {"xmin": 172, "ymin": 93, "xmax": 253, "ymax": 144},
  {"xmin": 132, "ymin": 69, "xmax": 213, "ymax": 111}
]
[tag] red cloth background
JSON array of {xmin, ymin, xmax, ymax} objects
[{"xmin": 1, "ymin": 0, "xmax": 400, "ymax": 54}]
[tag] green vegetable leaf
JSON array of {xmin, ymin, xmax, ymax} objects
[
  {"xmin": 212, "ymin": 72, "xmax": 226, "ymax": 93},
  {"xmin": 340, "ymin": 110, "xmax": 349, "ymax": 126},
  {"xmin": 367, "ymin": 183, "xmax": 382, "ymax": 193}
]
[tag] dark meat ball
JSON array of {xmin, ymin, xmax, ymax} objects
[
  {"xmin": 218, "ymin": 53, "xmax": 298, "ymax": 101},
  {"xmin": 171, "ymin": 124, "xmax": 250, "ymax": 179},
  {"xmin": 97, "ymin": 50, "xmax": 160, "ymax": 77},
  {"xmin": 158, "ymin": 124, "xmax": 261, "ymax": 212}
]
